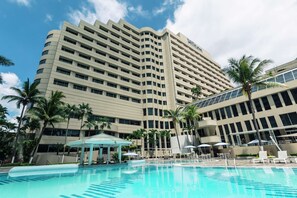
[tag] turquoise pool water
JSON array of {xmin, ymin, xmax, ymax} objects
[{"xmin": 1, "ymin": 165, "xmax": 297, "ymax": 198}]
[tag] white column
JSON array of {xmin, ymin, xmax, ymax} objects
[
  {"xmin": 107, "ymin": 146, "xmax": 110, "ymax": 164},
  {"xmin": 118, "ymin": 145, "xmax": 122, "ymax": 163},
  {"xmin": 80, "ymin": 145, "xmax": 85, "ymax": 165},
  {"xmin": 88, "ymin": 144, "xmax": 94, "ymax": 165},
  {"xmin": 99, "ymin": 147, "xmax": 103, "ymax": 159}
]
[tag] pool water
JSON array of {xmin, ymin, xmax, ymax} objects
[{"xmin": 1, "ymin": 165, "xmax": 297, "ymax": 198}]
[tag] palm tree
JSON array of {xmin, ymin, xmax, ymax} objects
[
  {"xmin": 159, "ymin": 130, "xmax": 171, "ymax": 156},
  {"xmin": 164, "ymin": 107, "xmax": 184, "ymax": 151},
  {"xmin": 78, "ymin": 103, "xmax": 92, "ymax": 138},
  {"xmin": 224, "ymin": 55, "xmax": 280, "ymax": 149},
  {"xmin": 182, "ymin": 105, "xmax": 201, "ymax": 144},
  {"xmin": 82, "ymin": 117, "xmax": 96, "ymax": 137},
  {"xmin": 2, "ymin": 79, "xmax": 41, "ymax": 163},
  {"xmin": 94, "ymin": 117, "xmax": 111, "ymax": 133},
  {"xmin": 28, "ymin": 91, "xmax": 65, "ymax": 163},
  {"xmin": 0, "ymin": 55, "xmax": 14, "ymax": 84},
  {"xmin": 191, "ymin": 85, "xmax": 202, "ymax": 101},
  {"xmin": 62, "ymin": 104, "xmax": 78, "ymax": 155},
  {"xmin": 132, "ymin": 128, "xmax": 146, "ymax": 157}
]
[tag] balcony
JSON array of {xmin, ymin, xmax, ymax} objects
[
  {"xmin": 197, "ymin": 118, "xmax": 217, "ymax": 129},
  {"xmin": 200, "ymin": 135, "xmax": 221, "ymax": 144}
]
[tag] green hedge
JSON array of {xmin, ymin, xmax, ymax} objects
[{"xmin": 236, "ymin": 154, "xmax": 257, "ymax": 157}]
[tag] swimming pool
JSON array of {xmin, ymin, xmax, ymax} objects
[{"xmin": 1, "ymin": 164, "xmax": 297, "ymax": 198}]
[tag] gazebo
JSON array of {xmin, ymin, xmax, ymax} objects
[{"xmin": 67, "ymin": 133, "xmax": 132, "ymax": 165}]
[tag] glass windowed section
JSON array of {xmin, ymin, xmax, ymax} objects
[
  {"xmin": 223, "ymin": 124, "xmax": 232, "ymax": 144},
  {"xmin": 253, "ymin": 99, "xmax": 262, "ymax": 112},
  {"xmin": 251, "ymin": 119, "xmax": 260, "ymax": 130},
  {"xmin": 245, "ymin": 120, "xmax": 252, "ymax": 131},
  {"xmin": 236, "ymin": 122, "xmax": 243, "ymax": 132},
  {"xmin": 154, "ymin": 108, "xmax": 158, "ymax": 116},
  {"xmin": 231, "ymin": 105, "xmax": 238, "ymax": 117},
  {"xmin": 290, "ymin": 88, "xmax": 297, "ymax": 103},
  {"xmin": 268, "ymin": 116, "xmax": 278, "ymax": 128},
  {"xmin": 106, "ymin": 92, "xmax": 117, "ymax": 98},
  {"xmin": 280, "ymin": 114, "xmax": 292, "ymax": 126},
  {"xmin": 148, "ymin": 120, "xmax": 154, "ymax": 128},
  {"xmin": 165, "ymin": 122, "xmax": 169, "ymax": 129},
  {"xmin": 284, "ymin": 72, "xmax": 294, "ymax": 82},
  {"xmin": 261, "ymin": 96, "xmax": 271, "ymax": 110},
  {"xmin": 230, "ymin": 90, "xmax": 238, "ymax": 99},
  {"xmin": 229, "ymin": 123, "xmax": 236, "ymax": 133},
  {"xmin": 148, "ymin": 108, "xmax": 153, "ymax": 115},
  {"xmin": 225, "ymin": 106, "xmax": 232, "ymax": 118},
  {"xmin": 239, "ymin": 103, "xmax": 247, "ymax": 115},
  {"xmin": 91, "ymin": 89, "xmax": 103, "ymax": 95},
  {"xmin": 218, "ymin": 125, "xmax": 225, "ymax": 142},
  {"xmin": 159, "ymin": 109, "xmax": 163, "ymax": 117},
  {"xmin": 119, "ymin": 119, "xmax": 141, "ymax": 126},
  {"xmin": 53, "ymin": 79, "xmax": 68, "ymax": 87},
  {"xmin": 215, "ymin": 109, "xmax": 220, "ymax": 120},
  {"xmin": 143, "ymin": 109, "xmax": 146, "ymax": 116},
  {"xmin": 73, "ymin": 84, "xmax": 87, "ymax": 91},
  {"xmin": 276, "ymin": 75, "xmax": 285, "ymax": 83},
  {"xmin": 280, "ymin": 91, "xmax": 292, "ymax": 106},
  {"xmin": 56, "ymin": 67, "xmax": 71, "ymax": 75},
  {"xmin": 155, "ymin": 121, "xmax": 159, "ymax": 128},
  {"xmin": 260, "ymin": 118, "xmax": 268, "ymax": 129},
  {"xmin": 220, "ymin": 108, "xmax": 226, "ymax": 119},
  {"xmin": 272, "ymin": 94, "xmax": 283, "ymax": 108},
  {"xmin": 288, "ymin": 112, "xmax": 297, "ymax": 125},
  {"xmin": 208, "ymin": 111, "xmax": 213, "ymax": 119},
  {"xmin": 293, "ymin": 69, "xmax": 297, "ymax": 79},
  {"xmin": 143, "ymin": 121, "xmax": 147, "ymax": 129}
]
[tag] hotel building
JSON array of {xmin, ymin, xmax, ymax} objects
[
  {"xmin": 195, "ymin": 59, "xmax": 297, "ymax": 149},
  {"xmin": 34, "ymin": 19, "xmax": 232, "ymax": 153}
]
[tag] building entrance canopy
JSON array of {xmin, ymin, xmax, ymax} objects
[{"xmin": 66, "ymin": 133, "xmax": 132, "ymax": 165}]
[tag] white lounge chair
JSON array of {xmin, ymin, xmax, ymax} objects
[
  {"xmin": 252, "ymin": 151, "xmax": 268, "ymax": 164},
  {"xmin": 273, "ymin": 151, "xmax": 289, "ymax": 164}
]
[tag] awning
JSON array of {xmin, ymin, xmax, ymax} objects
[{"xmin": 278, "ymin": 133, "xmax": 297, "ymax": 138}]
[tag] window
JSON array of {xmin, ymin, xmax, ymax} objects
[
  {"xmin": 120, "ymin": 95, "xmax": 129, "ymax": 101},
  {"xmin": 107, "ymin": 82, "xmax": 117, "ymax": 88},
  {"xmin": 46, "ymin": 34, "xmax": 53, "ymax": 39},
  {"xmin": 220, "ymin": 108, "xmax": 226, "ymax": 119},
  {"xmin": 131, "ymin": 98, "xmax": 141, "ymax": 103},
  {"xmin": 260, "ymin": 118, "xmax": 268, "ymax": 129},
  {"xmin": 39, "ymin": 59, "xmax": 46, "ymax": 64},
  {"xmin": 59, "ymin": 56, "xmax": 72, "ymax": 64},
  {"xmin": 75, "ymin": 73, "xmax": 88, "ymax": 80},
  {"xmin": 64, "ymin": 36, "xmax": 76, "ymax": 44},
  {"xmin": 229, "ymin": 123, "xmax": 236, "ymax": 133},
  {"xmin": 280, "ymin": 91, "xmax": 292, "ymax": 106},
  {"xmin": 148, "ymin": 120, "xmax": 154, "ymax": 128},
  {"xmin": 66, "ymin": 27, "xmax": 78, "ymax": 35},
  {"xmin": 245, "ymin": 120, "xmax": 252, "ymax": 131},
  {"xmin": 225, "ymin": 106, "xmax": 232, "ymax": 118},
  {"xmin": 155, "ymin": 121, "xmax": 159, "ymax": 128},
  {"xmin": 44, "ymin": 42, "xmax": 51, "ymax": 47},
  {"xmin": 159, "ymin": 109, "xmax": 163, "ymax": 117},
  {"xmin": 239, "ymin": 103, "xmax": 247, "ymax": 115},
  {"xmin": 148, "ymin": 108, "xmax": 153, "ymax": 115},
  {"xmin": 56, "ymin": 67, "xmax": 71, "ymax": 75},
  {"xmin": 73, "ymin": 84, "xmax": 87, "ymax": 91},
  {"xmin": 143, "ymin": 121, "xmax": 147, "ymax": 129},
  {"xmin": 154, "ymin": 108, "xmax": 158, "ymax": 116},
  {"xmin": 42, "ymin": 50, "xmax": 49, "ymax": 55},
  {"xmin": 121, "ymin": 77, "xmax": 129, "ymax": 82},
  {"xmin": 231, "ymin": 105, "xmax": 238, "ymax": 117},
  {"xmin": 214, "ymin": 109, "xmax": 220, "ymax": 120},
  {"xmin": 246, "ymin": 101, "xmax": 252, "ymax": 113},
  {"xmin": 92, "ymin": 78, "xmax": 103, "ymax": 84},
  {"xmin": 54, "ymin": 79, "xmax": 68, "ymax": 87},
  {"xmin": 37, "ymin": 68, "xmax": 43, "ymax": 74},
  {"xmin": 253, "ymin": 99, "xmax": 262, "ymax": 112},
  {"xmin": 62, "ymin": 46, "xmax": 75, "ymax": 54},
  {"xmin": 268, "ymin": 116, "xmax": 278, "ymax": 128},
  {"xmin": 79, "ymin": 53, "xmax": 91, "ymax": 60},
  {"xmin": 106, "ymin": 92, "xmax": 117, "ymax": 98},
  {"xmin": 261, "ymin": 96, "xmax": 271, "ymax": 110},
  {"xmin": 236, "ymin": 122, "xmax": 243, "ymax": 132},
  {"xmin": 132, "ymin": 89, "xmax": 140, "ymax": 94},
  {"xmin": 91, "ymin": 89, "xmax": 103, "ymax": 95},
  {"xmin": 272, "ymin": 94, "xmax": 283, "ymax": 108},
  {"xmin": 77, "ymin": 63, "xmax": 90, "ymax": 70},
  {"xmin": 94, "ymin": 68, "xmax": 104, "ymax": 74},
  {"xmin": 119, "ymin": 119, "xmax": 141, "ymax": 126},
  {"xmin": 143, "ymin": 109, "xmax": 147, "ymax": 116},
  {"xmin": 120, "ymin": 86, "xmax": 129, "ymax": 91}
]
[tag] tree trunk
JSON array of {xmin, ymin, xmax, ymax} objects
[
  {"xmin": 79, "ymin": 119, "xmax": 84, "ymax": 139},
  {"xmin": 29, "ymin": 122, "xmax": 47, "ymax": 164},
  {"xmin": 248, "ymin": 92, "xmax": 263, "ymax": 150},
  {"xmin": 11, "ymin": 104, "xmax": 26, "ymax": 163},
  {"xmin": 63, "ymin": 118, "xmax": 70, "ymax": 155},
  {"xmin": 174, "ymin": 123, "xmax": 181, "ymax": 152},
  {"xmin": 141, "ymin": 137, "xmax": 144, "ymax": 158}
]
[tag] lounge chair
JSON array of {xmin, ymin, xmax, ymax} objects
[
  {"xmin": 252, "ymin": 151, "xmax": 269, "ymax": 164},
  {"xmin": 273, "ymin": 151, "xmax": 289, "ymax": 164}
]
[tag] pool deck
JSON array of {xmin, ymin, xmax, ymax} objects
[{"xmin": 1, "ymin": 158, "xmax": 297, "ymax": 174}]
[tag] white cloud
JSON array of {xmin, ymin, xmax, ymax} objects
[
  {"xmin": 9, "ymin": 0, "xmax": 31, "ymax": 7},
  {"xmin": 44, "ymin": 14, "xmax": 53, "ymax": 22},
  {"xmin": 153, "ymin": 0, "xmax": 183, "ymax": 16},
  {"xmin": 128, "ymin": 5, "xmax": 149, "ymax": 17},
  {"xmin": 0, "ymin": 73, "xmax": 22, "ymax": 123},
  {"xmin": 166, "ymin": 0, "xmax": 297, "ymax": 68},
  {"xmin": 68, "ymin": 0, "xmax": 128, "ymax": 25}
]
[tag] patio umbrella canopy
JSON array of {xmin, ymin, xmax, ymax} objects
[
  {"xmin": 184, "ymin": 145, "xmax": 196, "ymax": 149},
  {"xmin": 247, "ymin": 139, "xmax": 268, "ymax": 145},
  {"xmin": 214, "ymin": 142, "xmax": 229, "ymax": 146},
  {"xmin": 123, "ymin": 152, "xmax": 138, "ymax": 156},
  {"xmin": 197, "ymin": 144, "xmax": 211, "ymax": 148}
]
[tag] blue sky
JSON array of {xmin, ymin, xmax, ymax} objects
[
  {"xmin": 0, "ymin": 0, "xmax": 181, "ymax": 82},
  {"xmin": 1, "ymin": 0, "xmax": 297, "ymax": 120}
]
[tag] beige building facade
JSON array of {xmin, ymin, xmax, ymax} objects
[
  {"xmin": 34, "ymin": 19, "xmax": 232, "ymax": 153},
  {"xmin": 195, "ymin": 59, "xmax": 297, "ymax": 148}
]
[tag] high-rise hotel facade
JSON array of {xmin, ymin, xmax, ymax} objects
[{"xmin": 34, "ymin": 19, "xmax": 232, "ymax": 152}]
